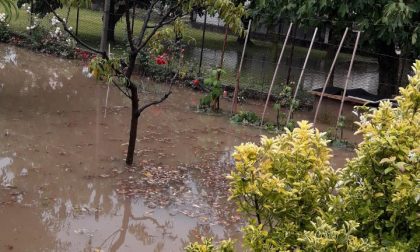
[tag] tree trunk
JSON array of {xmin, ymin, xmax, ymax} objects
[
  {"xmin": 100, "ymin": 0, "xmax": 111, "ymax": 51},
  {"xmin": 377, "ymin": 42, "xmax": 399, "ymax": 98},
  {"xmin": 110, "ymin": 198, "xmax": 131, "ymax": 251},
  {"xmin": 107, "ymin": 1, "xmax": 126, "ymax": 42},
  {"xmin": 237, "ymin": 18, "xmax": 252, "ymax": 45},
  {"xmin": 126, "ymin": 86, "xmax": 139, "ymax": 165},
  {"xmin": 125, "ymin": 53, "xmax": 139, "ymax": 165}
]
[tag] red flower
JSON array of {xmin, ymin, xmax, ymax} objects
[
  {"xmin": 155, "ymin": 55, "xmax": 167, "ymax": 65},
  {"xmin": 76, "ymin": 49, "xmax": 92, "ymax": 61}
]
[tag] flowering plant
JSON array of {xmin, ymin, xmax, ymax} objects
[
  {"xmin": 0, "ymin": 12, "xmax": 8, "ymax": 24},
  {"xmin": 155, "ymin": 53, "xmax": 168, "ymax": 65},
  {"xmin": 0, "ymin": 12, "xmax": 11, "ymax": 42},
  {"xmin": 47, "ymin": 16, "xmax": 74, "ymax": 47}
]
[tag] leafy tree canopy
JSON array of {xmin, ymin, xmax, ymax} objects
[{"xmin": 253, "ymin": 0, "xmax": 420, "ymax": 55}]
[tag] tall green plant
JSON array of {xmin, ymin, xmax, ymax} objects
[{"xmin": 200, "ymin": 68, "xmax": 225, "ymax": 111}]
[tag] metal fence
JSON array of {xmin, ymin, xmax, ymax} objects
[{"xmin": 11, "ymin": 5, "xmax": 416, "ymax": 99}]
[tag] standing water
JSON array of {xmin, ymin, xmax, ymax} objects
[
  {"xmin": 0, "ymin": 45, "xmax": 354, "ymax": 251},
  {"xmin": 185, "ymin": 46, "xmax": 380, "ymax": 95}
]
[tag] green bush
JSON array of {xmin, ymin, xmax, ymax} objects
[
  {"xmin": 230, "ymin": 111, "xmax": 261, "ymax": 125},
  {"xmin": 185, "ymin": 238, "xmax": 234, "ymax": 252},
  {"xmin": 193, "ymin": 61, "xmax": 420, "ymax": 251},
  {"xmin": 228, "ymin": 121, "xmax": 349, "ymax": 251},
  {"xmin": 336, "ymin": 60, "xmax": 420, "ymax": 250},
  {"xmin": 199, "ymin": 68, "xmax": 225, "ymax": 111}
]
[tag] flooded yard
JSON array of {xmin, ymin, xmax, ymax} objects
[
  {"xmin": 186, "ymin": 45, "xmax": 380, "ymax": 95},
  {"xmin": 0, "ymin": 45, "xmax": 356, "ymax": 251}
]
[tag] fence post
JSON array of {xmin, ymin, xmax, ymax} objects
[
  {"xmin": 260, "ymin": 22, "xmax": 293, "ymax": 126},
  {"xmin": 76, "ymin": 5, "xmax": 80, "ymax": 36},
  {"xmin": 286, "ymin": 27, "xmax": 318, "ymax": 125},
  {"xmin": 286, "ymin": 24, "xmax": 298, "ymax": 85},
  {"xmin": 198, "ymin": 11, "xmax": 207, "ymax": 75},
  {"xmin": 29, "ymin": 0, "xmax": 33, "ymax": 35},
  {"xmin": 313, "ymin": 27, "xmax": 349, "ymax": 126},
  {"xmin": 336, "ymin": 31, "xmax": 361, "ymax": 135},
  {"xmin": 231, "ymin": 20, "xmax": 252, "ymax": 114}
]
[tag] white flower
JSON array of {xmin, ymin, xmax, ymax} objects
[
  {"xmin": 55, "ymin": 27, "xmax": 61, "ymax": 35},
  {"xmin": 66, "ymin": 38, "xmax": 73, "ymax": 46},
  {"xmin": 68, "ymin": 26, "xmax": 73, "ymax": 31},
  {"xmin": 0, "ymin": 13, "xmax": 6, "ymax": 23},
  {"xmin": 51, "ymin": 16, "xmax": 60, "ymax": 26}
]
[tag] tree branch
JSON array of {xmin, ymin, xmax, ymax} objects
[
  {"xmin": 145, "ymin": 16, "xmax": 179, "ymax": 28},
  {"xmin": 136, "ymin": 73, "xmax": 177, "ymax": 116},
  {"xmin": 136, "ymin": 0, "xmax": 159, "ymax": 49},
  {"xmin": 137, "ymin": 3, "xmax": 183, "ymax": 52},
  {"xmin": 130, "ymin": 214, "xmax": 167, "ymax": 229},
  {"xmin": 43, "ymin": 0, "xmax": 107, "ymax": 58},
  {"xmin": 112, "ymin": 78, "xmax": 132, "ymax": 99}
]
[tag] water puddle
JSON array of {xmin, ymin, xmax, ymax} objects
[{"xmin": 185, "ymin": 46, "xmax": 380, "ymax": 95}]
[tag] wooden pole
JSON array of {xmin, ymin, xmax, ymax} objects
[
  {"xmin": 286, "ymin": 24, "xmax": 298, "ymax": 85},
  {"xmin": 286, "ymin": 27, "xmax": 318, "ymax": 125},
  {"xmin": 260, "ymin": 22, "xmax": 293, "ymax": 126},
  {"xmin": 104, "ymin": 43, "xmax": 112, "ymax": 118},
  {"xmin": 313, "ymin": 27, "xmax": 349, "ymax": 126},
  {"xmin": 198, "ymin": 11, "xmax": 207, "ymax": 75},
  {"xmin": 231, "ymin": 20, "xmax": 252, "ymax": 114},
  {"xmin": 214, "ymin": 26, "xmax": 229, "ymax": 110},
  {"xmin": 336, "ymin": 31, "xmax": 361, "ymax": 133}
]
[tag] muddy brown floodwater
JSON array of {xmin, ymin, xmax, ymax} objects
[{"xmin": 0, "ymin": 45, "xmax": 357, "ymax": 251}]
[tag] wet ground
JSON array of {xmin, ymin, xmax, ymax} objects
[{"xmin": 0, "ymin": 45, "xmax": 356, "ymax": 251}]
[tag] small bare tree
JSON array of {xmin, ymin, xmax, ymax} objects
[{"xmin": 45, "ymin": 0, "xmax": 245, "ymax": 165}]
